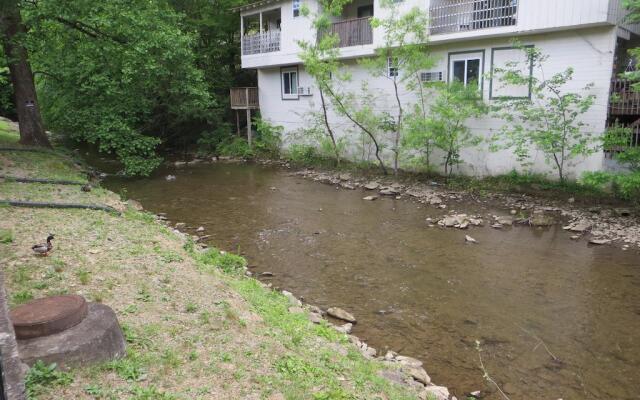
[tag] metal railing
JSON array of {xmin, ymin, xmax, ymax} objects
[
  {"xmin": 242, "ymin": 30, "xmax": 281, "ymax": 55},
  {"xmin": 230, "ymin": 87, "xmax": 259, "ymax": 109},
  {"xmin": 609, "ymin": 78, "xmax": 640, "ymax": 116},
  {"xmin": 319, "ymin": 17, "xmax": 373, "ymax": 48},
  {"xmin": 430, "ymin": 0, "xmax": 518, "ymax": 35}
]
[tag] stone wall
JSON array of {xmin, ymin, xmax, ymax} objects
[{"xmin": 0, "ymin": 270, "xmax": 26, "ymax": 400}]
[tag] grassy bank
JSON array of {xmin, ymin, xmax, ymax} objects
[{"xmin": 0, "ymin": 124, "xmax": 418, "ymax": 399}]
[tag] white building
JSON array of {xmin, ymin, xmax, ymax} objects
[{"xmin": 232, "ymin": 0, "xmax": 640, "ymax": 178}]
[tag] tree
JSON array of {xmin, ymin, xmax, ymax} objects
[
  {"xmin": 363, "ymin": 1, "xmax": 433, "ymax": 175},
  {"xmin": 297, "ymin": 0, "xmax": 351, "ymax": 167},
  {"xmin": 491, "ymin": 45, "xmax": 597, "ymax": 182},
  {"xmin": 22, "ymin": 0, "xmax": 212, "ymax": 175},
  {"xmin": 0, "ymin": 0, "xmax": 51, "ymax": 147},
  {"xmin": 408, "ymin": 81, "xmax": 484, "ymax": 179}
]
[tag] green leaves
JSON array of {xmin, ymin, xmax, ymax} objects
[
  {"xmin": 492, "ymin": 45, "xmax": 597, "ymax": 182},
  {"xmin": 21, "ymin": 0, "xmax": 213, "ymax": 176}
]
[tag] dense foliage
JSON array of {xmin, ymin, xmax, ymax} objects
[{"xmin": 0, "ymin": 0, "xmax": 247, "ymax": 175}]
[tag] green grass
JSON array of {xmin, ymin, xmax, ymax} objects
[
  {"xmin": 0, "ymin": 137, "xmax": 421, "ymax": 400},
  {"xmin": 0, "ymin": 119, "xmax": 18, "ymax": 145},
  {"xmin": 0, "ymin": 228, "xmax": 13, "ymax": 243},
  {"xmin": 25, "ymin": 361, "xmax": 73, "ymax": 399}
]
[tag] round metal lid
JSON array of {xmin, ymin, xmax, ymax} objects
[{"xmin": 10, "ymin": 295, "xmax": 88, "ymax": 340}]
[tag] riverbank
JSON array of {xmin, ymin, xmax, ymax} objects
[
  {"xmin": 287, "ymin": 167, "xmax": 640, "ymax": 250},
  {"xmin": 0, "ymin": 123, "xmax": 443, "ymax": 399}
]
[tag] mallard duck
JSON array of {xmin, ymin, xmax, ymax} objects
[{"xmin": 32, "ymin": 234, "xmax": 54, "ymax": 256}]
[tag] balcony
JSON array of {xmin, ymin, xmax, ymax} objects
[
  {"xmin": 241, "ymin": 8, "xmax": 281, "ymax": 55},
  {"xmin": 610, "ymin": 78, "xmax": 640, "ymax": 116},
  {"xmin": 230, "ymin": 87, "xmax": 259, "ymax": 110},
  {"xmin": 320, "ymin": 17, "xmax": 373, "ymax": 48},
  {"xmin": 430, "ymin": 0, "xmax": 518, "ymax": 35},
  {"xmin": 242, "ymin": 30, "xmax": 281, "ymax": 55}
]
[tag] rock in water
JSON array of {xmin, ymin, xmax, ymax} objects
[
  {"xmin": 363, "ymin": 195, "xmax": 378, "ymax": 201},
  {"xmin": 364, "ymin": 181, "xmax": 380, "ymax": 190},
  {"xmin": 465, "ymin": 235, "xmax": 478, "ymax": 244},
  {"xmin": 420, "ymin": 386, "xmax": 450, "ymax": 400},
  {"xmin": 165, "ymin": 175, "xmax": 176, "ymax": 181},
  {"xmin": 335, "ymin": 323, "xmax": 353, "ymax": 334},
  {"xmin": 589, "ymin": 238, "xmax": 610, "ymax": 245},
  {"xmin": 327, "ymin": 307, "xmax": 356, "ymax": 323}
]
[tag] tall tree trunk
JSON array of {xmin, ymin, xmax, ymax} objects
[{"xmin": 0, "ymin": 1, "xmax": 51, "ymax": 148}]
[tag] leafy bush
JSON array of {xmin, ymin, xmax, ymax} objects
[
  {"xmin": 604, "ymin": 124, "xmax": 640, "ymax": 171},
  {"xmin": 287, "ymin": 144, "xmax": 320, "ymax": 164},
  {"xmin": 217, "ymin": 137, "xmax": 254, "ymax": 158},
  {"xmin": 25, "ymin": 361, "xmax": 73, "ymax": 398},
  {"xmin": 581, "ymin": 171, "xmax": 640, "ymax": 201},
  {"xmin": 197, "ymin": 123, "xmax": 234, "ymax": 155},
  {"xmin": 254, "ymin": 118, "xmax": 283, "ymax": 158}
]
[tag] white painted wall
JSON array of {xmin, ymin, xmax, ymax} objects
[
  {"xmin": 257, "ymin": 26, "xmax": 618, "ymax": 179},
  {"xmin": 242, "ymin": 0, "xmax": 632, "ymax": 68}
]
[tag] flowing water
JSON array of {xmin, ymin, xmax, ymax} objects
[{"xmin": 104, "ymin": 162, "xmax": 640, "ymax": 400}]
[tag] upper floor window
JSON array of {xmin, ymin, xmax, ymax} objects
[
  {"xmin": 449, "ymin": 51, "xmax": 483, "ymax": 88},
  {"xmin": 293, "ymin": 0, "xmax": 300, "ymax": 17},
  {"xmin": 281, "ymin": 67, "xmax": 299, "ymax": 99},
  {"xmin": 388, "ymin": 57, "xmax": 398, "ymax": 78}
]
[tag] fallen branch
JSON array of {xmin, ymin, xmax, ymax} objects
[
  {"xmin": 0, "ymin": 200, "xmax": 119, "ymax": 214},
  {"xmin": 0, "ymin": 175, "xmax": 86, "ymax": 186},
  {"xmin": 517, "ymin": 324, "xmax": 560, "ymax": 362},
  {"xmin": 475, "ymin": 340, "xmax": 512, "ymax": 400}
]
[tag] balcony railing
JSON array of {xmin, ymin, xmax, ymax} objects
[
  {"xmin": 319, "ymin": 17, "xmax": 373, "ymax": 48},
  {"xmin": 430, "ymin": 0, "xmax": 518, "ymax": 35},
  {"xmin": 230, "ymin": 87, "xmax": 259, "ymax": 109},
  {"xmin": 610, "ymin": 78, "xmax": 640, "ymax": 116},
  {"xmin": 242, "ymin": 30, "xmax": 280, "ymax": 55}
]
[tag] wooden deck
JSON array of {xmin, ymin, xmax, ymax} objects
[{"xmin": 230, "ymin": 87, "xmax": 259, "ymax": 110}]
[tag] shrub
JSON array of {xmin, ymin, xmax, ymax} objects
[
  {"xmin": 287, "ymin": 144, "xmax": 320, "ymax": 164},
  {"xmin": 217, "ymin": 137, "xmax": 254, "ymax": 158},
  {"xmin": 197, "ymin": 123, "xmax": 234, "ymax": 155},
  {"xmin": 254, "ymin": 118, "xmax": 283, "ymax": 158},
  {"xmin": 581, "ymin": 171, "xmax": 640, "ymax": 201}
]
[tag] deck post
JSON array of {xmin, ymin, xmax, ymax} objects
[
  {"xmin": 236, "ymin": 110, "xmax": 241, "ymax": 136},
  {"xmin": 246, "ymin": 108, "xmax": 252, "ymax": 147}
]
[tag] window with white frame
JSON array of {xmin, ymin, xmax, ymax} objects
[
  {"xmin": 449, "ymin": 52, "xmax": 483, "ymax": 88},
  {"xmin": 293, "ymin": 0, "xmax": 300, "ymax": 17},
  {"xmin": 387, "ymin": 57, "xmax": 398, "ymax": 78},
  {"xmin": 281, "ymin": 67, "xmax": 298, "ymax": 99}
]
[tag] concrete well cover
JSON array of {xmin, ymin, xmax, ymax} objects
[{"xmin": 10, "ymin": 295, "xmax": 88, "ymax": 339}]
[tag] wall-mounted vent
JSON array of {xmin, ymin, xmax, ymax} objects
[{"xmin": 421, "ymin": 71, "xmax": 444, "ymax": 82}]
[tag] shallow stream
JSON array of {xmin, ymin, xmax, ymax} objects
[{"xmin": 104, "ymin": 162, "xmax": 640, "ymax": 400}]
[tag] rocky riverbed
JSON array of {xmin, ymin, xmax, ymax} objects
[{"xmin": 292, "ymin": 168, "xmax": 640, "ymax": 250}]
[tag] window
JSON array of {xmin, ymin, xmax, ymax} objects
[
  {"xmin": 281, "ymin": 67, "xmax": 298, "ymax": 99},
  {"xmin": 449, "ymin": 51, "xmax": 483, "ymax": 88},
  {"xmin": 387, "ymin": 57, "xmax": 398, "ymax": 78},
  {"xmin": 293, "ymin": 0, "xmax": 300, "ymax": 17},
  {"xmin": 421, "ymin": 71, "xmax": 444, "ymax": 82}
]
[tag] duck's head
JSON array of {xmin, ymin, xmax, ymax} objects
[{"xmin": 47, "ymin": 234, "xmax": 55, "ymax": 242}]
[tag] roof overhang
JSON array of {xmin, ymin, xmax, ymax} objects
[{"xmin": 232, "ymin": 0, "xmax": 281, "ymax": 13}]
